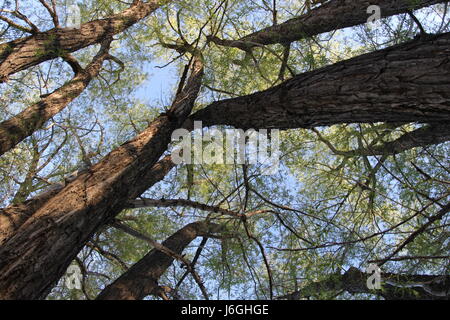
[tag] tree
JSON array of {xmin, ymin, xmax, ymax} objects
[
  {"xmin": 192, "ymin": 32, "xmax": 450, "ymax": 129},
  {"xmin": 0, "ymin": 0, "xmax": 449, "ymax": 300},
  {"xmin": 96, "ymin": 221, "xmax": 224, "ymax": 300},
  {"xmin": 0, "ymin": 0, "xmax": 172, "ymax": 82},
  {"xmin": 277, "ymin": 267, "xmax": 450, "ymax": 300},
  {"xmin": 0, "ymin": 37, "xmax": 115, "ymax": 156}
]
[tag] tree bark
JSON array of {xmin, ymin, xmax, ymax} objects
[
  {"xmin": 0, "ymin": 0, "xmax": 171, "ymax": 82},
  {"xmin": 0, "ymin": 154, "xmax": 175, "ymax": 300},
  {"xmin": 96, "ymin": 221, "xmax": 221, "ymax": 300},
  {"xmin": 208, "ymin": 0, "xmax": 448, "ymax": 50},
  {"xmin": 191, "ymin": 33, "xmax": 450, "ymax": 130},
  {"xmin": 278, "ymin": 267, "xmax": 450, "ymax": 300},
  {"xmin": 0, "ymin": 39, "xmax": 112, "ymax": 156},
  {"xmin": 0, "ymin": 55, "xmax": 203, "ymax": 300},
  {"xmin": 0, "ymin": 185, "xmax": 63, "ymax": 246},
  {"xmin": 0, "ymin": 157, "xmax": 175, "ymax": 247}
]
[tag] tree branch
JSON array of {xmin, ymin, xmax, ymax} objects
[{"xmin": 96, "ymin": 221, "xmax": 224, "ymax": 300}]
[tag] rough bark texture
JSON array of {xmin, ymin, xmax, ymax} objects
[
  {"xmin": 0, "ymin": 57, "xmax": 202, "ymax": 300},
  {"xmin": 191, "ymin": 33, "xmax": 450, "ymax": 130},
  {"xmin": 96, "ymin": 221, "xmax": 221, "ymax": 300},
  {"xmin": 0, "ymin": 0, "xmax": 170, "ymax": 82},
  {"xmin": 279, "ymin": 267, "xmax": 450, "ymax": 300},
  {"xmin": 0, "ymin": 39, "xmax": 112, "ymax": 156},
  {"xmin": 0, "ymin": 185, "xmax": 63, "ymax": 246},
  {"xmin": 208, "ymin": 0, "xmax": 448, "ymax": 50},
  {"xmin": 0, "ymin": 158, "xmax": 175, "ymax": 247},
  {"xmin": 0, "ymin": 152, "xmax": 174, "ymax": 300}
]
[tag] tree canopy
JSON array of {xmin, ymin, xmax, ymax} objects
[{"xmin": 0, "ymin": 0, "xmax": 449, "ymax": 300}]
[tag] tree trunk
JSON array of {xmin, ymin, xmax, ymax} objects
[
  {"xmin": 0, "ymin": 158, "xmax": 175, "ymax": 247},
  {"xmin": 0, "ymin": 185, "xmax": 62, "ymax": 246},
  {"xmin": 0, "ymin": 153, "xmax": 174, "ymax": 300},
  {"xmin": 0, "ymin": 56, "xmax": 203, "ymax": 300},
  {"xmin": 278, "ymin": 267, "xmax": 450, "ymax": 300},
  {"xmin": 191, "ymin": 33, "xmax": 450, "ymax": 130},
  {"xmin": 208, "ymin": 0, "xmax": 447, "ymax": 50},
  {"xmin": 0, "ymin": 39, "xmax": 112, "ymax": 156},
  {"xmin": 96, "ymin": 221, "xmax": 221, "ymax": 300},
  {"xmin": 0, "ymin": 0, "xmax": 170, "ymax": 82}
]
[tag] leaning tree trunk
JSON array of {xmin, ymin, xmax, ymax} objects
[
  {"xmin": 278, "ymin": 267, "xmax": 450, "ymax": 300},
  {"xmin": 208, "ymin": 0, "xmax": 447, "ymax": 50},
  {"xmin": 0, "ymin": 185, "xmax": 62, "ymax": 246},
  {"xmin": 0, "ymin": 39, "xmax": 112, "ymax": 156},
  {"xmin": 96, "ymin": 221, "xmax": 222, "ymax": 300},
  {"xmin": 0, "ymin": 153, "xmax": 175, "ymax": 300},
  {"xmin": 0, "ymin": 0, "xmax": 171, "ymax": 82},
  {"xmin": 0, "ymin": 55, "xmax": 203, "ymax": 300},
  {"xmin": 190, "ymin": 32, "xmax": 450, "ymax": 130},
  {"xmin": 0, "ymin": 157, "xmax": 175, "ymax": 247}
]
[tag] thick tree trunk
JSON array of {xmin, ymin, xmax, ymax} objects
[
  {"xmin": 191, "ymin": 33, "xmax": 450, "ymax": 130},
  {"xmin": 208, "ymin": 0, "xmax": 448, "ymax": 50},
  {"xmin": 0, "ymin": 153, "xmax": 174, "ymax": 300},
  {"xmin": 96, "ymin": 221, "xmax": 221, "ymax": 300},
  {"xmin": 0, "ymin": 0, "xmax": 170, "ymax": 82},
  {"xmin": 0, "ymin": 158, "xmax": 175, "ymax": 247},
  {"xmin": 0, "ymin": 185, "xmax": 63, "ymax": 246},
  {"xmin": 0, "ymin": 57, "xmax": 202, "ymax": 300},
  {"xmin": 278, "ymin": 267, "xmax": 450, "ymax": 300},
  {"xmin": 0, "ymin": 39, "xmax": 112, "ymax": 156}
]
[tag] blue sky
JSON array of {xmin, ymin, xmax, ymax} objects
[{"xmin": 135, "ymin": 61, "xmax": 178, "ymax": 106}]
